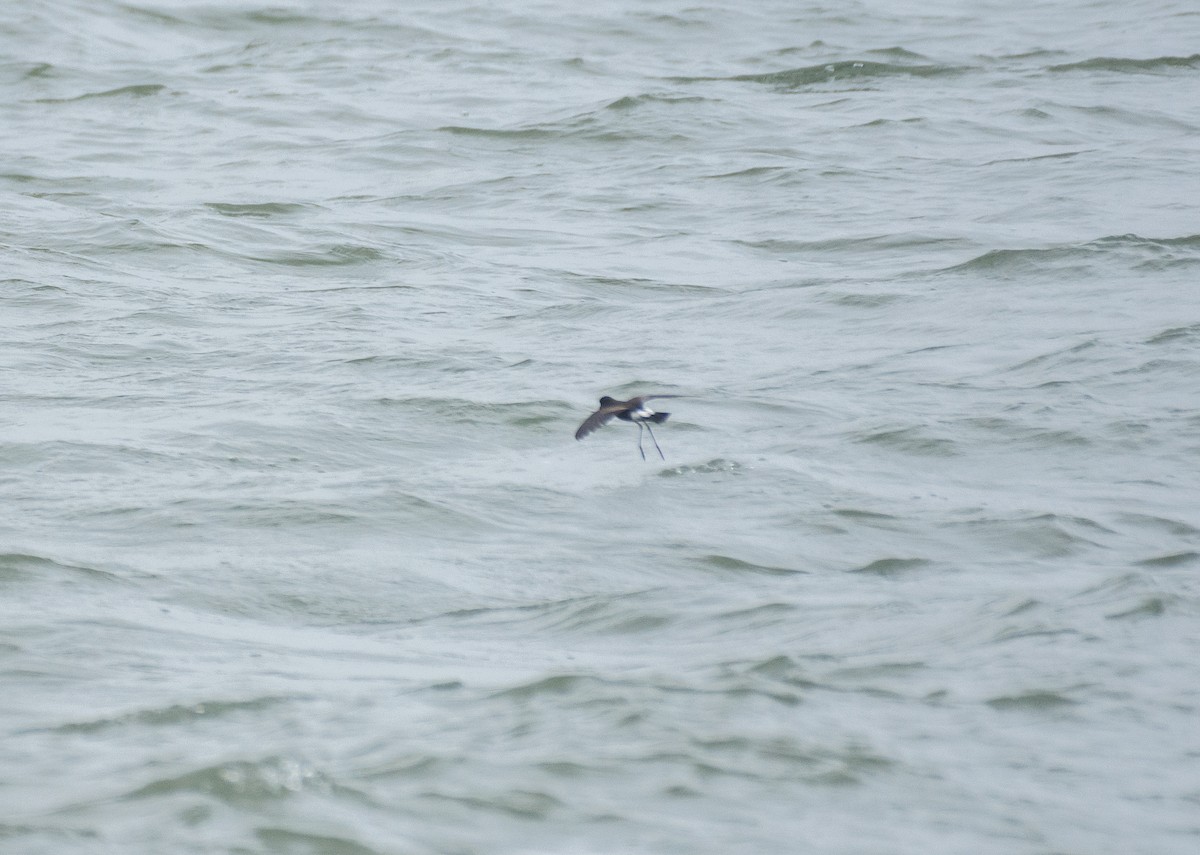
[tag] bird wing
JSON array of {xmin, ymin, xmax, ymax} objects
[{"xmin": 575, "ymin": 405, "xmax": 623, "ymax": 440}]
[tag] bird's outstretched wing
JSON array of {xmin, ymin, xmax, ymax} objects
[
  {"xmin": 575, "ymin": 405, "xmax": 623, "ymax": 440},
  {"xmin": 575, "ymin": 394, "xmax": 683, "ymax": 440}
]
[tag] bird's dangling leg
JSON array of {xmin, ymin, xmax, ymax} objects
[{"xmin": 645, "ymin": 422, "xmax": 665, "ymax": 460}]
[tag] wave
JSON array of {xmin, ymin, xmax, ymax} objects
[
  {"xmin": 438, "ymin": 102, "xmax": 695, "ymax": 146},
  {"xmin": 605, "ymin": 93, "xmax": 709, "ymax": 110},
  {"xmin": 244, "ymin": 243, "xmax": 389, "ymax": 267},
  {"xmin": 848, "ymin": 557, "xmax": 933, "ymax": 576},
  {"xmin": 34, "ymin": 84, "xmax": 165, "ymax": 103},
  {"xmin": 50, "ymin": 697, "xmax": 290, "ymax": 734},
  {"xmin": 852, "ymin": 425, "xmax": 958, "ymax": 457},
  {"xmin": 124, "ymin": 755, "xmax": 333, "ymax": 802},
  {"xmin": 204, "ymin": 202, "xmax": 311, "ymax": 219},
  {"xmin": 1105, "ymin": 597, "xmax": 1170, "ymax": 621},
  {"xmin": 986, "ymin": 689, "xmax": 1079, "ymax": 710},
  {"xmin": 0, "ymin": 551, "xmax": 123, "ymax": 583},
  {"xmin": 939, "ymin": 233, "xmax": 1200, "ymax": 275},
  {"xmin": 1048, "ymin": 54, "xmax": 1200, "ymax": 74},
  {"xmin": 697, "ymin": 554, "xmax": 806, "ymax": 576},
  {"xmin": 1146, "ymin": 324, "xmax": 1200, "ymax": 345},
  {"xmin": 1135, "ymin": 551, "xmax": 1200, "ymax": 568},
  {"xmin": 672, "ymin": 60, "xmax": 964, "ymax": 89},
  {"xmin": 942, "ymin": 513, "xmax": 1111, "ymax": 558}
]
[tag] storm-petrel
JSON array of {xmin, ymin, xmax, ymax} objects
[{"xmin": 575, "ymin": 395, "xmax": 680, "ymax": 460}]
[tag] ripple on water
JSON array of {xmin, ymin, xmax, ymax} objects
[
  {"xmin": 848, "ymin": 557, "xmax": 934, "ymax": 577},
  {"xmin": 722, "ymin": 59, "xmax": 966, "ymax": 89},
  {"xmin": 49, "ymin": 697, "xmax": 293, "ymax": 735},
  {"xmin": 1146, "ymin": 323, "xmax": 1200, "ymax": 345},
  {"xmin": 203, "ymin": 202, "xmax": 311, "ymax": 219},
  {"xmin": 941, "ymin": 513, "xmax": 1111, "ymax": 559},
  {"xmin": 1047, "ymin": 54, "xmax": 1200, "ymax": 74},
  {"xmin": 1134, "ymin": 551, "xmax": 1200, "ymax": 568},
  {"xmin": 852, "ymin": 425, "xmax": 959, "ymax": 457},
  {"xmin": 1105, "ymin": 597, "xmax": 1169, "ymax": 620},
  {"xmin": 427, "ymin": 592, "xmax": 677, "ymax": 638},
  {"xmin": 986, "ymin": 690, "xmax": 1080, "ymax": 712},
  {"xmin": 125, "ymin": 757, "xmax": 332, "ymax": 803},
  {"xmin": 741, "ymin": 653, "xmax": 816, "ymax": 688},
  {"xmin": 35, "ymin": 83, "xmax": 167, "ymax": 103},
  {"xmin": 697, "ymin": 554, "xmax": 806, "ymax": 576}
]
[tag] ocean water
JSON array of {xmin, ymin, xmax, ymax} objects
[{"xmin": 3, "ymin": 1, "xmax": 1200, "ymax": 852}]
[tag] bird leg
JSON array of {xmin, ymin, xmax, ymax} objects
[{"xmin": 645, "ymin": 422, "xmax": 665, "ymax": 460}]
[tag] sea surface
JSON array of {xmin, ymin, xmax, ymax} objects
[{"xmin": 3, "ymin": 1, "xmax": 1200, "ymax": 853}]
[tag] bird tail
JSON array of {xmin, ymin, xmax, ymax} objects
[{"xmin": 646, "ymin": 412, "xmax": 669, "ymax": 424}]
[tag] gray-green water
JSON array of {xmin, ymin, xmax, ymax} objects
[{"xmin": 4, "ymin": 1, "xmax": 1200, "ymax": 853}]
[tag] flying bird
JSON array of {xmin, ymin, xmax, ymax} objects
[{"xmin": 575, "ymin": 394, "xmax": 680, "ymax": 460}]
